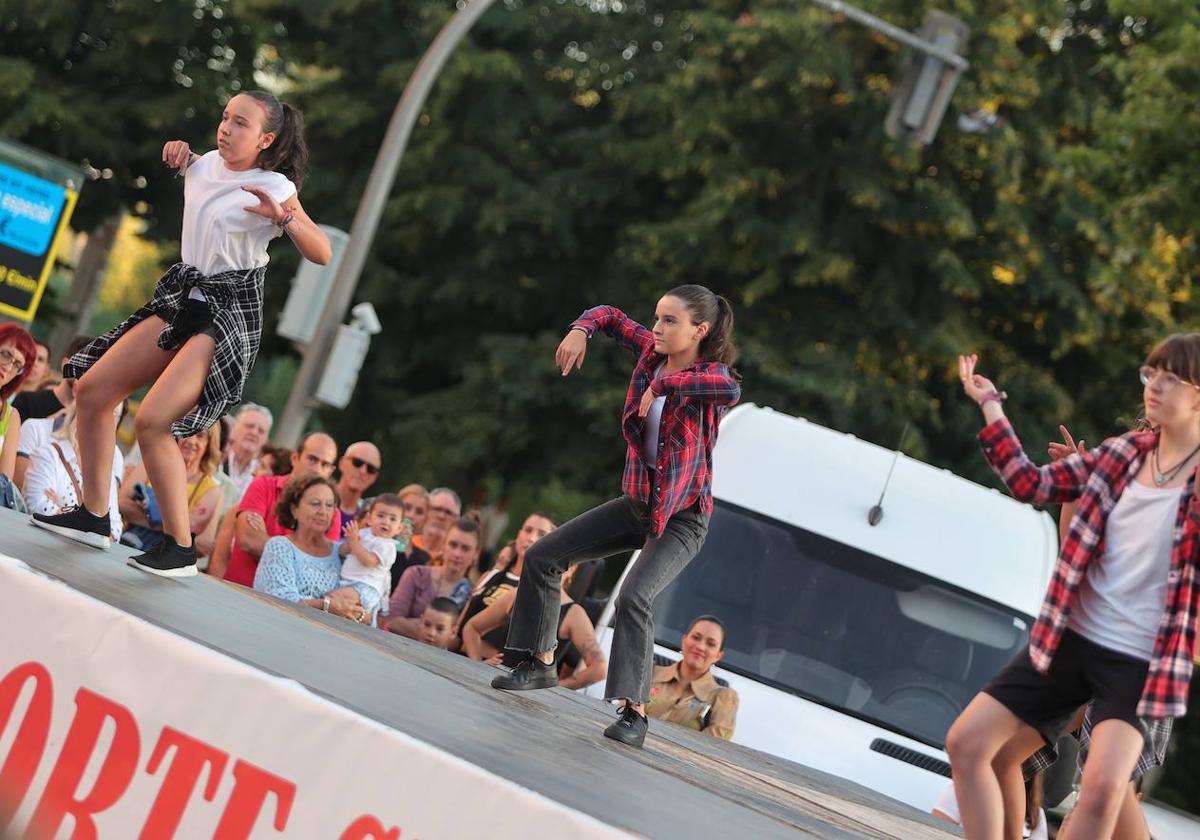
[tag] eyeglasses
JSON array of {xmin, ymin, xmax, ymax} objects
[
  {"xmin": 430, "ymin": 505, "xmax": 458, "ymax": 517},
  {"xmin": 0, "ymin": 347, "xmax": 26, "ymax": 374},
  {"xmin": 1139, "ymin": 366, "xmax": 1200, "ymax": 391},
  {"xmin": 349, "ymin": 456, "xmax": 380, "ymax": 475}
]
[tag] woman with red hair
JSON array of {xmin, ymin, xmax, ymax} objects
[{"xmin": 0, "ymin": 323, "xmax": 37, "ymax": 480}]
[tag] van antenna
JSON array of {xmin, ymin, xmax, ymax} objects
[{"xmin": 868, "ymin": 422, "xmax": 911, "ymax": 527}]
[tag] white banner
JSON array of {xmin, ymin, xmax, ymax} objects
[{"xmin": 0, "ymin": 555, "xmax": 629, "ymax": 840}]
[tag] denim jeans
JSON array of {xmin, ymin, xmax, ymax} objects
[{"xmin": 505, "ymin": 494, "xmax": 709, "ymax": 703}]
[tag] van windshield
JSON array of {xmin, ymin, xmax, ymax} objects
[{"xmin": 652, "ymin": 502, "xmax": 1032, "ymax": 749}]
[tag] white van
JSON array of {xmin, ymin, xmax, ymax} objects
[{"xmin": 586, "ymin": 403, "xmax": 1058, "ymax": 812}]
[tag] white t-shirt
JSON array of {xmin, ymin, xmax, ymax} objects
[
  {"xmin": 642, "ymin": 364, "xmax": 667, "ymax": 469},
  {"xmin": 23, "ymin": 439, "xmax": 124, "ymax": 541},
  {"xmin": 1068, "ymin": 479, "xmax": 1180, "ymax": 661},
  {"xmin": 340, "ymin": 528, "xmax": 398, "ymax": 606},
  {"xmin": 932, "ymin": 782, "xmax": 1047, "ymax": 840},
  {"xmin": 181, "ymin": 150, "xmax": 296, "ymax": 276},
  {"xmin": 16, "ymin": 415, "xmax": 55, "ymax": 458}
]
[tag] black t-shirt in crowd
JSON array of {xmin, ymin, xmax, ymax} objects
[
  {"xmin": 11, "ymin": 388, "xmax": 63, "ymax": 421},
  {"xmin": 387, "ymin": 545, "xmax": 432, "ymax": 597}
]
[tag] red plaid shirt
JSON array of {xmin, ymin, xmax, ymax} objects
[
  {"xmin": 980, "ymin": 417, "xmax": 1200, "ymax": 718},
  {"xmin": 571, "ymin": 306, "xmax": 741, "ymax": 537}
]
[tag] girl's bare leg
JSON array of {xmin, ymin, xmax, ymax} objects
[
  {"xmin": 133, "ymin": 334, "xmax": 216, "ymax": 548},
  {"xmin": 73, "ymin": 317, "xmax": 174, "ymax": 514},
  {"xmin": 946, "ymin": 693, "xmax": 1035, "ymax": 840},
  {"xmin": 1058, "ymin": 720, "xmax": 1144, "ymax": 840}
]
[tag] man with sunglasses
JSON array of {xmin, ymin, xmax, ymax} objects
[
  {"xmin": 335, "ymin": 441, "xmax": 383, "ymax": 536},
  {"xmin": 222, "ymin": 431, "xmax": 340, "ymax": 586}
]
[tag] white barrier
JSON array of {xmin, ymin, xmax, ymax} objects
[{"xmin": 0, "ymin": 555, "xmax": 630, "ymax": 839}]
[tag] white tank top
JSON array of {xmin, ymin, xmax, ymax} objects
[
  {"xmin": 180, "ymin": 151, "xmax": 296, "ymax": 276},
  {"xmin": 642, "ymin": 364, "xmax": 667, "ymax": 470}
]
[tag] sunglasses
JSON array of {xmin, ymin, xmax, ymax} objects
[{"xmin": 349, "ymin": 456, "xmax": 380, "ymax": 475}]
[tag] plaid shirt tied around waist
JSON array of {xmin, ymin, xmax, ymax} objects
[
  {"xmin": 571, "ymin": 306, "xmax": 741, "ymax": 537},
  {"xmin": 64, "ymin": 262, "xmax": 266, "ymax": 439},
  {"xmin": 979, "ymin": 417, "xmax": 1200, "ymax": 719}
]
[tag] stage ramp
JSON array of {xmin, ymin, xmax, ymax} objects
[{"xmin": 0, "ymin": 508, "xmax": 958, "ymax": 839}]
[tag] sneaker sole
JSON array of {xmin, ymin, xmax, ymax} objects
[
  {"xmin": 126, "ymin": 558, "xmax": 199, "ymax": 578},
  {"xmin": 491, "ymin": 677, "xmax": 559, "ymax": 691},
  {"xmin": 30, "ymin": 517, "xmax": 111, "ymax": 549}
]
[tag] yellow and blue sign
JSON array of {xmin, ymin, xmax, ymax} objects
[{"xmin": 0, "ymin": 158, "xmax": 79, "ymax": 321}]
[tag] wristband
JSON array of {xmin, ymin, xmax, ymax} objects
[
  {"xmin": 276, "ymin": 211, "xmax": 295, "ymax": 229},
  {"xmin": 978, "ymin": 390, "xmax": 1007, "ymax": 407},
  {"xmin": 570, "ymin": 326, "xmax": 589, "ymax": 338},
  {"xmin": 322, "ymin": 596, "xmax": 331, "ymax": 613}
]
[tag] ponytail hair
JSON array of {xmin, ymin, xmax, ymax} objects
[
  {"xmin": 242, "ymin": 90, "xmax": 309, "ymax": 191},
  {"xmin": 665, "ymin": 284, "xmax": 738, "ymax": 369}
]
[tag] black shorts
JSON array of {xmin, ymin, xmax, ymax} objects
[
  {"xmin": 170, "ymin": 297, "xmax": 219, "ymax": 343},
  {"xmin": 983, "ymin": 628, "xmax": 1149, "ymax": 748}
]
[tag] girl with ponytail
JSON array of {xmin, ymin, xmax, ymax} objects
[
  {"xmin": 34, "ymin": 92, "xmax": 331, "ymax": 581},
  {"xmin": 490, "ymin": 285, "xmax": 741, "ymax": 751}
]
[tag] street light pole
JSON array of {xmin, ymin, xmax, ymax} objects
[{"xmin": 275, "ymin": 0, "xmax": 500, "ymax": 446}]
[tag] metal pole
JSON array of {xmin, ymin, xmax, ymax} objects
[
  {"xmin": 275, "ymin": 0, "xmax": 500, "ymax": 446},
  {"xmin": 807, "ymin": 0, "xmax": 969, "ymax": 70}
]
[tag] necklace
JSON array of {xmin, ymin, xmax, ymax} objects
[{"xmin": 1152, "ymin": 440, "xmax": 1200, "ymax": 486}]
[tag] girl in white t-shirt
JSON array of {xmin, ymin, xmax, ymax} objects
[{"xmin": 33, "ymin": 92, "xmax": 331, "ymax": 580}]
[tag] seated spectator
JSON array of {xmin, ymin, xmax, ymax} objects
[
  {"xmin": 0, "ymin": 324, "xmax": 36, "ymax": 487},
  {"xmin": 456, "ymin": 512, "xmax": 556, "ymax": 645},
  {"xmin": 463, "ymin": 565, "xmax": 606, "ymax": 691},
  {"xmin": 337, "ymin": 493, "xmax": 405, "ymax": 620},
  {"xmin": 388, "ymin": 483, "xmax": 433, "ymax": 591},
  {"xmin": 23, "ymin": 404, "xmax": 126, "ymax": 542},
  {"xmin": 413, "ymin": 486, "xmax": 461, "ymax": 559},
  {"xmin": 203, "ymin": 446, "xmax": 293, "ymax": 578},
  {"xmin": 221, "ymin": 403, "xmax": 273, "ymax": 498},
  {"xmin": 253, "ymin": 474, "xmax": 366, "ymax": 623},
  {"xmin": 224, "ymin": 432, "xmax": 338, "ymax": 586},
  {"xmin": 335, "ymin": 441, "xmax": 382, "ymax": 534},
  {"xmin": 119, "ymin": 425, "xmax": 222, "ymax": 553},
  {"xmin": 12, "ymin": 335, "xmax": 93, "ymax": 491},
  {"xmin": 419, "ymin": 597, "xmax": 461, "ymax": 650},
  {"xmin": 385, "ymin": 516, "xmax": 479, "ymax": 639},
  {"xmin": 17, "ymin": 338, "xmax": 50, "ymax": 392},
  {"xmin": 646, "ymin": 616, "xmax": 739, "ymax": 740}
]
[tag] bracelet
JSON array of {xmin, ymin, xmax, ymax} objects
[
  {"xmin": 322, "ymin": 596, "xmax": 331, "ymax": 613},
  {"xmin": 276, "ymin": 211, "xmax": 295, "ymax": 229},
  {"xmin": 978, "ymin": 390, "xmax": 1007, "ymax": 407},
  {"xmin": 570, "ymin": 326, "xmax": 589, "ymax": 338}
]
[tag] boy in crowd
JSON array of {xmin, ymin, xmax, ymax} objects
[
  {"xmin": 339, "ymin": 493, "xmax": 404, "ymax": 621},
  {"xmin": 419, "ymin": 597, "xmax": 461, "ymax": 650}
]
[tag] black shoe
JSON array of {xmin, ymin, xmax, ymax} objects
[
  {"xmin": 490, "ymin": 656, "xmax": 559, "ymax": 691},
  {"xmin": 127, "ymin": 536, "xmax": 197, "ymax": 578},
  {"xmin": 603, "ymin": 704, "xmax": 649, "ymax": 748},
  {"xmin": 31, "ymin": 506, "xmax": 111, "ymax": 548}
]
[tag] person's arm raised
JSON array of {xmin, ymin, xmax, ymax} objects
[
  {"xmin": 566, "ymin": 306, "xmax": 654, "ymax": 359},
  {"xmin": 647, "ymin": 363, "xmax": 741, "ymax": 409}
]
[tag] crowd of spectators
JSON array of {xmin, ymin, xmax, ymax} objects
[{"xmin": 0, "ymin": 335, "xmax": 740, "ymax": 738}]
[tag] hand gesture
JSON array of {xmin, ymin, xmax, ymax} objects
[
  {"xmin": 958, "ymin": 354, "xmax": 999, "ymax": 404},
  {"xmin": 1048, "ymin": 425, "xmax": 1085, "ymax": 462},
  {"xmin": 241, "ymin": 185, "xmax": 285, "ymax": 224},
  {"xmin": 555, "ymin": 329, "xmax": 587, "ymax": 376},
  {"xmin": 162, "ymin": 140, "xmax": 192, "ymax": 171},
  {"xmin": 638, "ymin": 387, "xmax": 657, "ymax": 418},
  {"xmin": 344, "ymin": 519, "xmax": 361, "ymax": 549}
]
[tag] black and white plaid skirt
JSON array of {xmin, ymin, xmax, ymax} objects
[{"xmin": 64, "ymin": 262, "xmax": 267, "ymax": 439}]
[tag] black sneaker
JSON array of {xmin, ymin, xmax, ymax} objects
[
  {"xmin": 31, "ymin": 506, "xmax": 111, "ymax": 549},
  {"xmin": 603, "ymin": 703, "xmax": 649, "ymax": 748},
  {"xmin": 490, "ymin": 656, "xmax": 559, "ymax": 691},
  {"xmin": 127, "ymin": 535, "xmax": 197, "ymax": 578}
]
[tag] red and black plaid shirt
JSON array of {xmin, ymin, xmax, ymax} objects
[
  {"xmin": 980, "ymin": 417, "xmax": 1200, "ymax": 718},
  {"xmin": 571, "ymin": 306, "xmax": 741, "ymax": 537}
]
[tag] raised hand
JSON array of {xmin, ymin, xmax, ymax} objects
[
  {"xmin": 958, "ymin": 354, "xmax": 999, "ymax": 404},
  {"xmin": 1048, "ymin": 425, "xmax": 1085, "ymax": 462},
  {"xmin": 344, "ymin": 519, "xmax": 361, "ymax": 548},
  {"xmin": 241, "ymin": 185, "xmax": 285, "ymax": 223},
  {"xmin": 162, "ymin": 140, "xmax": 192, "ymax": 171},
  {"xmin": 555, "ymin": 329, "xmax": 587, "ymax": 377}
]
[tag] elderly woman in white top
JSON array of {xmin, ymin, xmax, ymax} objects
[{"xmin": 24, "ymin": 404, "xmax": 126, "ymax": 542}]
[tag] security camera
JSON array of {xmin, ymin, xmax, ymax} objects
[{"xmin": 350, "ymin": 301, "xmax": 382, "ymax": 336}]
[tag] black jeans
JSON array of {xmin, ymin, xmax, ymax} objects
[{"xmin": 505, "ymin": 495, "xmax": 709, "ymax": 703}]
